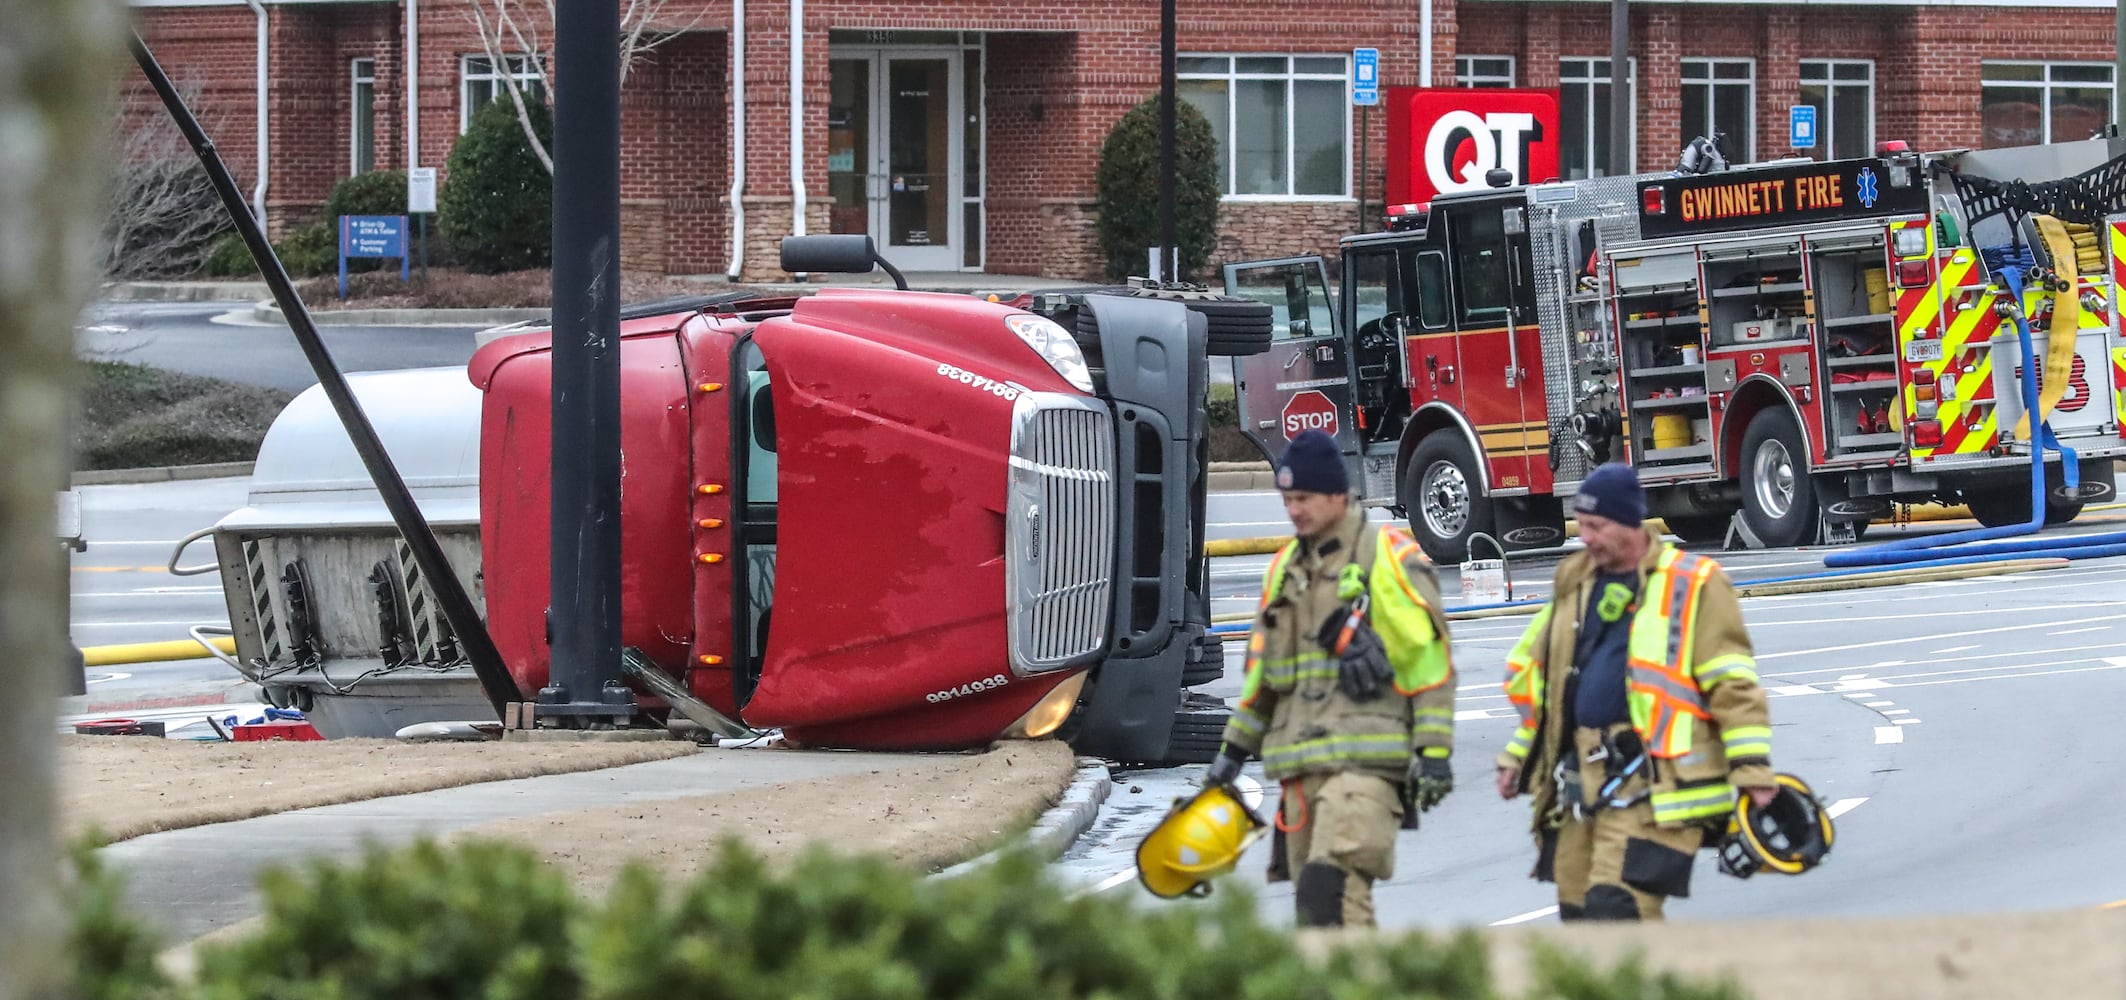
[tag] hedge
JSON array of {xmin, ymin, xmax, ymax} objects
[
  {"xmin": 1095, "ymin": 94, "xmax": 1222, "ymax": 282},
  {"xmin": 68, "ymin": 837, "xmax": 1745, "ymax": 1000}
]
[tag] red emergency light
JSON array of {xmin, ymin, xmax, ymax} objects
[
  {"xmin": 1878, "ymin": 140, "xmax": 1911, "ymax": 155},
  {"xmin": 1642, "ymin": 186, "xmax": 1665, "ymax": 216},
  {"xmin": 1911, "ymin": 419, "xmax": 1943, "ymax": 448},
  {"xmin": 1896, "ymin": 258, "xmax": 1932, "ymax": 288},
  {"xmin": 1385, "ymin": 202, "xmax": 1431, "ymax": 232}
]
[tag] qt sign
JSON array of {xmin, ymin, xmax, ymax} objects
[
  {"xmin": 1386, "ymin": 88, "xmax": 1561, "ymax": 206},
  {"xmin": 1282, "ymin": 390, "xmax": 1340, "ymax": 440}
]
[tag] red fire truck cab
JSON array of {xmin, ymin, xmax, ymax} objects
[{"xmin": 1229, "ymin": 139, "xmax": 2126, "ymax": 562}]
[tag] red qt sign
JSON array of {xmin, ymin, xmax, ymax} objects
[
  {"xmin": 1385, "ymin": 88, "xmax": 1562, "ymax": 206},
  {"xmin": 1281, "ymin": 390, "xmax": 1339, "ymax": 440}
]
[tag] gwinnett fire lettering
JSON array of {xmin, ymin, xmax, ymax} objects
[{"xmin": 1679, "ymin": 173, "xmax": 1845, "ymax": 223}]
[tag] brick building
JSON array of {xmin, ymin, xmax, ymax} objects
[{"xmin": 129, "ymin": 0, "xmax": 2120, "ymax": 281}]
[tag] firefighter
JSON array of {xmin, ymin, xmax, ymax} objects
[
  {"xmin": 1493, "ymin": 463, "xmax": 1778, "ymax": 921},
  {"xmin": 1202, "ymin": 429, "xmax": 1456, "ymax": 928}
]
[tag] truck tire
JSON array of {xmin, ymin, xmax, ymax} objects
[
  {"xmin": 1661, "ymin": 512, "xmax": 1733, "ymax": 545},
  {"xmin": 1738, "ymin": 408, "xmax": 1818, "ymax": 548},
  {"xmin": 1966, "ymin": 487, "xmax": 2081, "ymax": 528},
  {"xmin": 1164, "ymin": 698, "xmax": 1231, "ymax": 764},
  {"xmin": 1121, "ymin": 289, "xmax": 1274, "ymax": 356},
  {"xmin": 1404, "ymin": 433, "xmax": 1494, "ymax": 563},
  {"xmin": 1180, "ymin": 631, "xmax": 1227, "ymax": 688}
]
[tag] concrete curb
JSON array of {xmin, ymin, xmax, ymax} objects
[
  {"xmin": 935, "ymin": 756, "xmax": 1112, "ymax": 878},
  {"xmin": 251, "ymin": 300, "xmax": 551, "ymax": 328},
  {"xmin": 102, "ymin": 280, "xmax": 271, "ymax": 303},
  {"xmin": 73, "ymin": 462, "xmax": 254, "ymax": 486}
]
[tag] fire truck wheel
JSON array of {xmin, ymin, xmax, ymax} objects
[
  {"xmin": 1739, "ymin": 408, "xmax": 1819, "ymax": 548},
  {"xmin": 1965, "ymin": 488, "xmax": 2082, "ymax": 528},
  {"xmin": 1404, "ymin": 434, "xmax": 1494, "ymax": 563}
]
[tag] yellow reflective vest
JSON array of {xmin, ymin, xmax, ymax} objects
[
  {"xmin": 1497, "ymin": 531, "xmax": 1774, "ymax": 828},
  {"xmin": 1219, "ymin": 506, "xmax": 1455, "ymax": 783}
]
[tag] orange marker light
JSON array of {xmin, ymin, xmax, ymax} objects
[
  {"xmin": 698, "ymin": 654, "xmax": 725, "ymax": 666},
  {"xmin": 698, "ymin": 382, "xmax": 724, "ymax": 393},
  {"xmin": 697, "ymin": 484, "xmax": 725, "ymax": 495},
  {"xmin": 697, "ymin": 518, "xmax": 726, "ymax": 529},
  {"xmin": 698, "ymin": 553, "xmax": 725, "ymax": 565}
]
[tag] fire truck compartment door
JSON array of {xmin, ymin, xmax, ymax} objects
[{"xmin": 1223, "ymin": 255, "xmax": 1361, "ymax": 475}]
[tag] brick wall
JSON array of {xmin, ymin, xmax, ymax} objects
[{"xmin": 133, "ymin": 1, "xmax": 2120, "ymax": 278}]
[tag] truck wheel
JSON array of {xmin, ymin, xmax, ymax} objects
[
  {"xmin": 1966, "ymin": 486, "xmax": 2081, "ymax": 528},
  {"xmin": 1739, "ymin": 408, "xmax": 1818, "ymax": 548},
  {"xmin": 1163, "ymin": 697, "xmax": 1231, "ymax": 764},
  {"xmin": 1180, "ymin": 631, "xmax": 1227, "ymax": 688},
  {"xmin": 1404, "ymin": 434, "xmax": 1494, "ymax": 563},
  {"xmin": 1122, "ymin": 289, "xmax": 1274, "ymax": 356},
  {"xmin": 1661, "ymin": 512, "xmax": 1733, "ymax": 545}
]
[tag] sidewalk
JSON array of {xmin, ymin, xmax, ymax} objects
[{"xmin": 104, "ymin": 747, "xmax": 924, "ymax": 941}]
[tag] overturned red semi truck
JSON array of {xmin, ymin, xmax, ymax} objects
[{"xmin": 180, "ymin": 239, "xmax": 1260, "ymax": 764}]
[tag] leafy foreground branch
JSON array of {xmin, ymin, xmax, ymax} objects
[{"xmin": 71, "ymin": 838, "xmax": 1745, "ymax": 1000}]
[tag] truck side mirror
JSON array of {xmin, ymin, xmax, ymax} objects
[{"xmin": 778, "ymin": 234, "xmax": 908, "ymax": 290}]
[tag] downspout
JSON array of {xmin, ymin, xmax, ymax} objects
[
  {"xmin": 1419, "ymin": 0, "xmax": 1433, "ymax": 88},
  {"xmin": 244, "ymin": 0, "xmax": 268, "ymax": 223},
  {"xmin": 406, "ymin": 0, "xmax": 420, "ymax": 170},
  {"xmin": 789, "ymin": 0, "xmax": 806, "ymax": 246},
  {"xmin": 726, "ymin": 0, "xmax": 746, "ymax": 279}
]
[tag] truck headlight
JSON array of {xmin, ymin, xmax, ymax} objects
[{"xmin": 1005, "ymin": 314, "xmax": 1095, "ymax": 393}]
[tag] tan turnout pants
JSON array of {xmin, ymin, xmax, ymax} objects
[
  {"xmin": 1546, "ymin": 725, "xmax": 1704, "ymax": 922},
  {"xmin": 1279, "ymin": 771, "xmax": 1403, "ymax": 928}
]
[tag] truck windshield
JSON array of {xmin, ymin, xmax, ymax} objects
[{"xmin": 732, "ymin": 338, "xmax": 776, "ymax": 704}]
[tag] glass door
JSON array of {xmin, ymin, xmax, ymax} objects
[{"xmin": 828, "ymin": 50, "xmax": 962, "ymax": 271}]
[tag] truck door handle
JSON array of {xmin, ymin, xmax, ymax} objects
[
  {"xmin": 1257, "ymin": 419, "xmax": 1278, "ymax": 430},
  {"xmin": 1505, "ymin": 365, "xmax": 1518, "ymax": 389}
]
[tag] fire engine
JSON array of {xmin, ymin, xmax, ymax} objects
[{"xmin": 1226, "ymin": 138, "xmax": 2126, "ymax": 563}]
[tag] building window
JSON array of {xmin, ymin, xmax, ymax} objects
[
  {"xmin": 460, "ymin": 54, "xmax": 546, "ymax": 133},
  {"xmin": 1681, "ymin": 58, "xmax": 1754, "ymax": 163},
  {"xmin": 1981, "ymin": 62, "xmax": 2114, "ymax": 148},
  {"xmin": 1559, "ymin": 58, "xmax": 1634, "ymax": 180},
  {"xmin": 1454, "ymin": 56, "xmax": 1515, "ymax": 88},
  {"xmin": 350, "ymin": 57, "xmax": 376, "ymax": 175},
  {"xmin": 1178, "ymin": 55, "xmax": 1349, "ymax": 198},
  {"xmin": 1798, "ymin": 60, "xmax": 1872, "ymax": 161}
]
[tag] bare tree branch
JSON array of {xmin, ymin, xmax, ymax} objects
[
  {"xmin": 467, "ymin": 0, "xmax": 553, "ymax": 173},
  {"xmin": 98, "ymin": 77, "xmax": 231, "ymax": 279}
]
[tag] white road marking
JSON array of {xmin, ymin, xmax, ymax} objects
[
  {"xmin": 1839, "ymin": 673, "xmax": 1869, "ymax": 681},
  {"xmin": 1931, "ymin": 645, "xmax": 1979, "ymax": 655},
  {"xmin": 1763, "ymin": 643, "xmax": 2126, "ymax": 681},
  {"xmin": 1875, "ymin": 726, "xmax": 1904, "ymax": 744},
  {"xmin": 1864, "ymin": 700, "xmax": 1895, "ymax": 707},
  {"xmin": 2050, "ymin": 626, "xmax": 2110, "ymax": 636},
  {"xmin": 1489, "ymin": 905, "xmax": 1560, "ymax": 926},
  {"xmin": 1769, "ymin": 684, "xmax": 1824, "ymax": 697},
  {"xmin": 72, "ymin": 587, "xmax": 223, "ymax": 598},
  {"xmin": 84, "ymin": 672, "xmax": 132, "ymax": 685},
  {"xmin": 1826, "ymin": 797, "xmax": 1868, "ymax": 818},
  {"xmin": 1757, "ymin": 613, "xmax": 2126, "ymax": 661},
  {"xmin": 1881, "ymin": 709, "xmax": 1910, "ymax": 715},
  {"xmin": 1893, "ymin": 718, "xmax": 1922, "ymax": 725}
]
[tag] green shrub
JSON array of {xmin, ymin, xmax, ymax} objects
[
  {"xmin": 201, "ymin": 231, "xmax": 259, "ymax": 277},
  {"xmin": 1095, "ymin": 93, "xmax": 1221, "ymax": 281},
  {"xmin": 439, "ymin": 99, "xmax": 553, "ymax": 274},
  {"xmin": 325, "ymin": 169, "xmax": 409, "ymax": 222},
  {"xmin": 271, "ymin": 222, "xmax": 337, "ymax": 279},
  {"xmin": 65, "ymin": 835, "xmax": 1745, "ymax": 1000}
]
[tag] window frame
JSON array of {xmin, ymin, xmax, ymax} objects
[
  {"xmin": 459, "ymin": 53, "xmax": 548, "ymax": 133},
  {"xmin": 1680, "ymin": 57, "xmax": 1756, "ymax": 163},
  {"xmin": 1453, "ymin": 55, "xmax": 1516, "ymax": 89},
  {"xmin": 350, "ymin": 56, "xmax": 376, "ymax": 176},
  {"xmin": 1177, "ymin": 53, "xmax": 1352, "ymax": 201},
  {"xmin": 1979, "ymin": 60, "xmax": 2116, "ymax": 147},
  {"xmin": 1558, "ymin": 57, "xmax": 1637, "ymax": 180},
  {"xmin": 1798, "ymin": 59, "xmax": 1874, "ymax": 161}
]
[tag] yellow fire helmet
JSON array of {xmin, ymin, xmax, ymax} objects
[
  {"xmin": 1135, "ymin": 782, "xmax": 1269, "ymax": 899},
  {"xmin": 1717, "ymin": 772, "xmax": 1836, "ymax": 879}
]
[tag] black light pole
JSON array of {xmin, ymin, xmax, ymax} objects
[
  {"xmin": 1159, "ymin": 0, "xmax": 1177, "ymax": 283},
  {"xmin": 545, "ymin": 0, "xmax": 631, "ymax": 726},
  {"xmin": 1608, "ymin": 0, "xmax": 1630, "ymax": 176}
]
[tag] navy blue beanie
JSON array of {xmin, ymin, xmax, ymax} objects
[
  {"xmin": 1574, "ymin": 462, "xmax": 1645, "ymax": 528},
  {"xmin": 1275, "ymin": 430, "xmax": 1349, "ymax": 494}
]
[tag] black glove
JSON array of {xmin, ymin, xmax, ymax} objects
[
  {"xmin": 1202, "ymin": 748, "xmax": 1243, "ymax": 788},
  {"xmin": 1409, "ymin": 753, "xmax": 1454, "ymax": 811},
  {"xmin": 1318, "ymin": 609, "xmax": 1393, "ymax": 703}
]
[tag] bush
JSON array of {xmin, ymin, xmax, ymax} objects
[
  {"xmin": 270, "ymin": 222, "xmax": 338, "ymax": 279},
  {"xmin": 74, "ymin": 361, "xmax": 291, "ymax": 470},
  {"xmin": 201, "ymin": 232, "xmax": 259, "ymax": 277},
  {"xmin": 68, "ymin": 836, "xmax": 1746, "ymax": 1000},
  {"xmin": 1207, "ymin": 382, "xmax": 1268, "ymax": 463},
  {"xmin": 440, "ymin": 99, "xmax": 553, "ymax": 274},
  {"xmin": 1095, "ymin": 94, "xmax": 1222, "ymax": 282},
  {"xmin": 325, "ymin": 169, "xmax": 410, "ymax": 222}
]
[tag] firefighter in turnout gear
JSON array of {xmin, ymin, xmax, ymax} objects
[
  {"xmin": 1204, "ymin": 430, "xmax": 1456, "ymax": 928},
  {"xmin": 1494, "ymin": 463, "xmax": 1778, "ymax": 921}
]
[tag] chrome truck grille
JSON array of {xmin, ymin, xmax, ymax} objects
[{"xmin": 1007, "ymin": 393, "xmax": 1117, "ymax": 674}]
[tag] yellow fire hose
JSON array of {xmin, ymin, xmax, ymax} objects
[
  {"xmin": 82, "ymin": 635, "xmax": 236, "ymax": 667},
  {"xmin": 2018, "ymin": 215, "xmax": 2082, "ymax": 441}
]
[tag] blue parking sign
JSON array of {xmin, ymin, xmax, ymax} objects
[
  {"xmin": 1790, "ymin": 105, "xmax": 1818, "ymax": 151},
  {"xmin": 1352, "ymin": 48, "xmax": 1379, "ymax": 106}
]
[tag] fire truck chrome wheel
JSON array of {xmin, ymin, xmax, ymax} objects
[
  {"xmin": 1750, "ymin": 439, "xmax": 1796, "ymax": 521},
  {"xmin": 1421, "ymin": 462, "xmax": 1471, "ymax": 538},
  {"xmin": 1738, "ymin": 408, "xmax": 1818, "ymax": 548}
]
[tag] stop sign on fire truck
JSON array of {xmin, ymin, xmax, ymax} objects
[{"xmin": 1281, "ymin": 390, "xmax": 1339, "ymax": 440}]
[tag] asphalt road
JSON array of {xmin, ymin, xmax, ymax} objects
[
  {"xmin": 1062, "ymin": 515, "xmax": 2126, "ymax": 928},
  {"xmin": 76, "ymin": 301, "xmax": 483, "ymax": 393}
]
